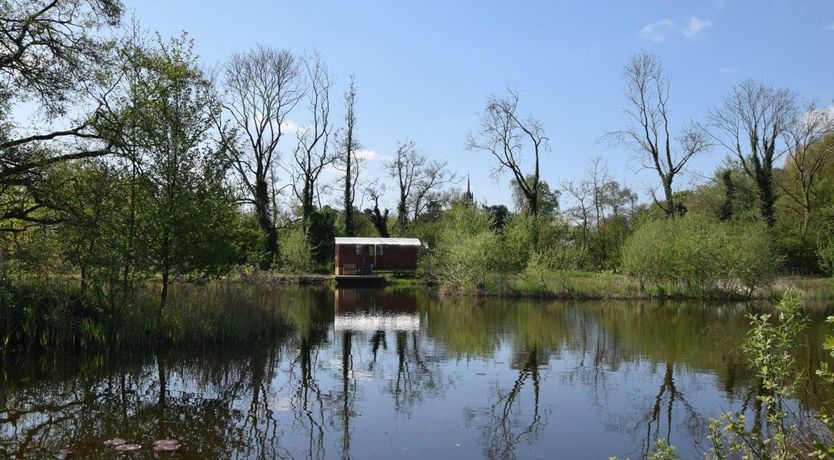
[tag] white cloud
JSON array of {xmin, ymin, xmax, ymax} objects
[
  {"xmin": 354, "ymin": 149, "xmax": 391, "ymax": 162},
  {"xmin": 719, "ymin": 66, "xmax": 737, "ymax": 74},
  {"xmin": 825, "ymin": 23, "xmax": 834, "ymax": 31},
  {"xmin": 279, "ymin": 119, "xmax": 306, "ymax": 135},
  {"xmin": 682, "ymin": 17, "xmax": 714, "ymax": 39},
  {"xmin": 640, "ymin": 18, "xmax": 676, "ymax": 42}
]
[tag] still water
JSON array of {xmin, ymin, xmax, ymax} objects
[{"xmin": 1, "ymin": 287, "xmax": 832, "ymax": 459}]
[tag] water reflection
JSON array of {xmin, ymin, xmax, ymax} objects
[{"xmin": 1, "ymin": 287, "xmax": 832, "ymax": 459}]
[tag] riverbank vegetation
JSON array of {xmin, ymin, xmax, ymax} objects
[
  {"xmin": 635, "ymin": 293, "xmax": 834, "ymax": 459},
  {"xmin": 0, "ymin": 0, "xmax": 833, "ymax": 351}
]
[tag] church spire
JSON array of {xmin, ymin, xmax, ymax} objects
[{"xmin": 464, "ymin": 173, "xmax": 474, "ymax": 203}]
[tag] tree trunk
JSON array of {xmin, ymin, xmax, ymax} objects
[
  {"xmin": 663, "ymin": 179, "xmax": 675, "ymax": 218},
  {"xmin": 255, "ymin": 177, "xmax": 277, "ymax": 267},
  {"xmin": 370, "ymin": 207, "xmax": 389, "ymax": 237},
  {"xmin": 756, "ymin": 176, "xmax": 776, "ymax": 228},
  {"xmin": 159, "ymin": 267, "xmax": 169, "ymax": 315},
  {"xmin": 800, "ymin": 191, "xmax": 811, "ymax": 237},
  {"xmin": 343, "ymin": 148, "xmax": 354, "ymax": 237},
  {"xmin": 396, "ymin": 196, "xmax": 407, "ymax": 234}
]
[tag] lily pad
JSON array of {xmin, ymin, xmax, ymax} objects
[
  {"xmin": 153, "ymin": 439, "xmax": 180, "ymax": 452},
  {"xmin": 114, "ymin": 443, "xmax": 142, "ymax": 452}
]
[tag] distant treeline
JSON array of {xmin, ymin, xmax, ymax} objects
[{"xmin": 1, "ymin": 0, "xmax": 833, "ymax": 309}]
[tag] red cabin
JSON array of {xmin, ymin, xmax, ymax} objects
[{"xmin": 334, "ymin": 237, "xmax": 421, "ymax": 275}]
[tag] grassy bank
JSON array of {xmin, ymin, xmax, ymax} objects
[
  {"xmin": 0, "ymin": 278, "xmax": 294, "ymax": 352},
  {"xmin": 436, "ymin": 271, "xmax": 834, "ymax": 301}
]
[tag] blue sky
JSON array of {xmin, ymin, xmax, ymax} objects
[{"xmin": 127, "ymin": 0, "xmax": 834, "ymax": 211}]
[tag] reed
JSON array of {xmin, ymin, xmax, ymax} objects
[{"xmin": 0, "ymin": 278, "xmax": 292, "ymax": 352}]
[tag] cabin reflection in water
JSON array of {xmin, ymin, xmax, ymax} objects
[{"xmin": 333, "ymin": 288, "xmax": 419, "ymax": 331}]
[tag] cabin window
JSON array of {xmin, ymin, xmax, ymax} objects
[
  {"xmin": 355, "ymin": 245, "xmax": 364, "ymax": 255},
  {"xmin": 376, "ymin": 245, "xmax": 384, "ymax": 256}
]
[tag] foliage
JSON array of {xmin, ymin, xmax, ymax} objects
[
  {"xmin": 815, "ymin": 316, "xmax": 834, "ymax": 457},
  {"xmin": 123, "ymin": 34, "xmax": 237, "ymax": 308},
  {"xmin": 512, "ymin": 176, "xmax": 559, "ymax": 218},
  {"xmin": 818, "ymin": 237, "xmax": 834, "ymax": 277},
  {"xmin": 621, "ymin": 216, "xmax": 778, "ymax": 295},
  {"xmin": 500, "ymin": 214, "xmax": 535, "ymax": 271},
  {"xmin": 278, "ymin": 226, "xmax": 313, "ymax": 274},
  {"xmin": 0, "ymin": 279, "xmax": 291, "ymax": 350},
  {"xmin": 647, "ymin": 439, "xmax": 680, "ymax": 460},
  {"xmin": 308, "ymin": 206, "xmax": 338, "ymax": 268},
  {"xmin": 422, "ymin": 202, "xmax": 497, "ymax": 295},
  {"xmin": 706, "ymin": 293, "xmax": 815, "ymax": 459}
]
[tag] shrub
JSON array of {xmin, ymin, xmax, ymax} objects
[
  {"xmin": 819, "ymin": 237, "xmax": 834, "ymax": 277},
  {"xmin": 424, "ymin": 203, "xmax": 497, "ymax": 295},
  {"xmin": 500, "ymin": 214, "xmax": 535, "ymax": 272},
  {"xmin": 724, "ymin": 221, "xmax": 780, "ymax": 295},
  {"xmin": 621, "ymin": 216, "xmax": 778, "ymax": 295},
  {"xmin": 278, "ymin": 226, "xmax": 313, "ymax": 274}
]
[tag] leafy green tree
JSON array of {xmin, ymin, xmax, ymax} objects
[
  {"xmin": 511, "ymin": 176, "xmax": 559, "ymax": 218},
  {"xmin": 126, "ymin": 34, "xmax": 236, "ymax": 312},
  {"xmin": 0, "ymin": 0, "xmax": 123, "ymax": 229},
  {"xmin": 47, "ymin": 161, "xmax": 128, "ymax": 291}
]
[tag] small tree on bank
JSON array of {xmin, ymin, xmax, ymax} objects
[{"xmin": 128, "ymin": 35, "xmax": 237, "ymax": 313}]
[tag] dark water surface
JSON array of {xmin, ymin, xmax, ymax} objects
[{"xmin": 1, "ymin": 287, "xmax": 832, "ymax": 459}]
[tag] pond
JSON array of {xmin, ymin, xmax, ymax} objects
[{"xmin": 1, "ymin": 287, "xmax": 832, "ymax": 459}]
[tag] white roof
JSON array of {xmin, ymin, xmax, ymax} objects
[{"xmin": 334, "ymin": 237, "xmax": 421, "ymax": 246}]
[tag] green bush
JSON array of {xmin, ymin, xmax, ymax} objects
[
  {"xmin": 423, "ymin": 203, "xmax": 498, "ymax": 295},
  {"xmin": 621, "ymin": 216, "xmax": 778, "ymax": 295},
  {"xmin": 819, "ymin": 237, "xmax": 834, "ymax": 277},
  {"xmin": 500, "ymin": 214, "xmax": 535, "ymax": 271},
  {"xmin": 278, "ymin": 226, "xmax": 313, "ymax": 274}
]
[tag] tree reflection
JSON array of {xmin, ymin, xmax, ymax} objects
[
  {"xmin": 337, "ymin": 329, "xmax": 356, "ymax": 460},
  {"xmin": 468, "ymin": 344, "xmax": 548, "ymax": 460},
  {"xmin": 2, "ymin": 288, "xmax": 831, "ymax": 459},
  {"xmin": 386, "ymin": 330, "xmax": 442, "ymax": 413},
  {"xmin": 0, "ymin": 344, "xmax": 293, "ymax": 459}
]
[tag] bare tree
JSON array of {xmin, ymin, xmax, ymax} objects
[
  {"xmin": 385, "ymin": 140, "xmax": 456, "ymax": 233},
  {"xmin": 466, "ymin": 90, "xmax": 548, "ymax": 217},
  {"xmin": 341, "ymin": 76, "xmax": 359, "ymax": 236},
  {"xmin": 387, "ymin": 140, "xmax": 424, "ymax": 232},
  {"xmin": 615, "ymin": 53, "xmax": 708, "ymax": 218},
  {"xmin": 219, "ymin": 45, "xmax": 303, "ymax": 267},
  {"xmin": 561, "ymin": 179, "xmax": 593, "ymax": 248},
  {"xmin": 780, "ymin": 104, "xmax": 833, "ymax": 235},
  {"xmin": 362, "ymin": 181, "xmax": 390, "ymax": 237},
  {"xmin": 588, "ymin": 157, "xmax": 611, "ymax": 229},
  {"xmin": 410, "ymin": 160, "xmax": 457, "ymax": 221},
  {"xmin": 708, "ymin": 80, "xmax": 797, "ymax": 227},
  {"xmin": 289, "ymin": 53, "xmax": 337, "ymax": 233}
]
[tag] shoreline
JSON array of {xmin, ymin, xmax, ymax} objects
[{"xmin": 227, "ymin": 271, "xmax": 833, "ymax": 302}]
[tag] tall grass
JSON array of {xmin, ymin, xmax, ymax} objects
[{"xmin": 0, "ymin": 278, "xmax": 292, "ymax": 352}]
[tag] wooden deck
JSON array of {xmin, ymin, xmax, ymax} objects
[{"xmin": 332, "ymin": 274, "xmax": 387, "ymax": 287}]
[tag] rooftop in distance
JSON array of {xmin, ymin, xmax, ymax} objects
[{"xmin": 334, "ymin": 237, "xmax": 422, "ymax": 246}]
